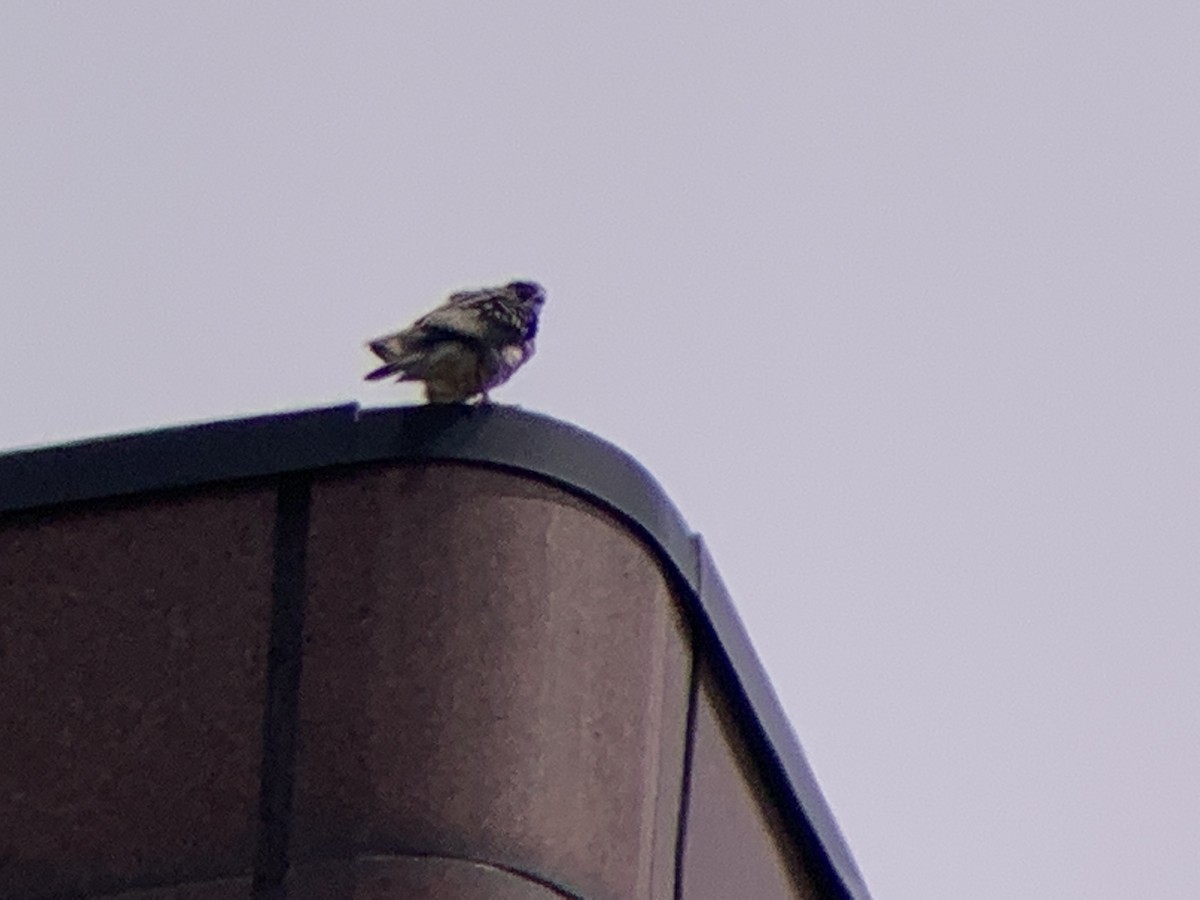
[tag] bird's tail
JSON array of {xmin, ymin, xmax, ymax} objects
[
  {"xmin": 364, "ymin": 362, "xmax": 405, "ymax": 381},
  {"xmin": 364, "ymin": 334, "xmax": 413, "ymax": 381}
]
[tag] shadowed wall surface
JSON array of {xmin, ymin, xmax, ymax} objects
[{"xmin": 0, "ymin": 486, "xmax": 275, "ymax": 897}]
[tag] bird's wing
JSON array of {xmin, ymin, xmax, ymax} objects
[
  {"xmin": 444, "ymin": 285, "xmax": 508, "ymax": 307},
  {"xmin": 414, "ymin": 285, "xmax": 533, "ymax": 343},
  {"xmin": 367, "ymin": 285, "xmax": 521, "ymax": 365},
  {"xmin": 368, "ymin": 302, "xmax": 488, "ymax": 362},
  {"xmin": 409, "ymin": 303, "xmax": 493, "ymax": 341}
]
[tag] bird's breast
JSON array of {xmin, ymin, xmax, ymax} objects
[{"xmin": 500, "ymin": 344, "xmax": 527, "ymax": 368}]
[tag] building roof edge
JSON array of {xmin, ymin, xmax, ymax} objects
[{"xmin": 0, "ymin": 403, "xmax": 871, "ymax": 898}]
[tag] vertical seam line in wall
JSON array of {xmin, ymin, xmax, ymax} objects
[
  {"xmin": 672, "ymin": 646, "xmax": 701, "ymax": 900},
  {"xmin": 253, "ymin": 473, "xmax": 313, "ymax": 899}
]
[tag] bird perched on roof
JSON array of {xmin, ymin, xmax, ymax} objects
[{"xmin": 364, "ymin": 280, "xmax": 546, "ymax": 403}]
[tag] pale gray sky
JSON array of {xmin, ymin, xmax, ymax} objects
[{"xmin": 2, "ymin": 4, "xmax": 1198, "ymax": 897}]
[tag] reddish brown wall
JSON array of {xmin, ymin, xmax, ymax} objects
[
  {"xmin": 0, "ymin": 461, "xmax": 827, "ymax": 899},
  {"xmin": 292, "ymin": 464, "xmax": 692, "ymax": 899},
  {"xmin": 0, "ymin": 485, "xmax": 277, "ymax": 899},
  {"xmin": 680, "ymin": 664, "xmax": 824, "ymax": 899}
]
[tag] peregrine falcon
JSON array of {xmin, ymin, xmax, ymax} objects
[{"xmin": 364, "ymin": 280, "xmax": 546, "ymax": 403}]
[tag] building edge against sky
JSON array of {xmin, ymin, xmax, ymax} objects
[{"xmin": 0, "ymin": 403, "xmax": 872, "ymax": 899}]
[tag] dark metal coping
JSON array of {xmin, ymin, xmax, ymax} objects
[{"xmin": 0, "ymin": 403, "xmax": 872, "ymax": 899}]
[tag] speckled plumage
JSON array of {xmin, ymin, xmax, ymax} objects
[{"xmin": 364, "ymin": 280, "xmax": 545, "ymax": 403}]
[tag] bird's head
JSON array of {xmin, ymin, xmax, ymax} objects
[{"xmin": 507, "ymin": 280, "xmax": 546, "ymax": 309}]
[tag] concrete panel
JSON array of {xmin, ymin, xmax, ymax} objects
[
  {"xmin": 0, "ymin": 486, "xmax": 276, "ymax": 898},
  {"xmin": 294, "ymin": 463, "xmax": 692, "ymax": 900},
  {"xmin": 679, "ymin": 664, "xmax": 824, "ymax": 899}
]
